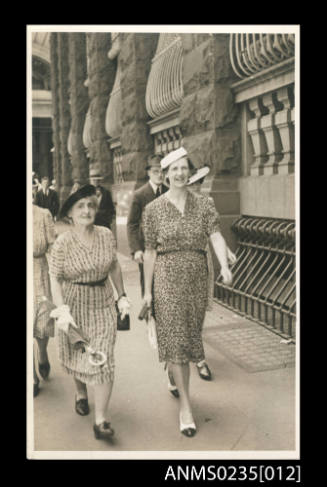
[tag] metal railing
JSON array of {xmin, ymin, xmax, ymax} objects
[
  {"xmin": 145, "ymin": 33, "xmax": 183, "ymax": 119},
  {"xmin": 215, "ymin": 216, "xmax": 296, "ymax": 339},
  {"xmin": 229, "ymin": 33, "xmax": 295, "ymax": 79}
]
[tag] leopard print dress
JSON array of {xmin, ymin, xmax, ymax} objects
[{"xmin": 143, "ymin": 190, "xmax": 221, "ymax": 364}]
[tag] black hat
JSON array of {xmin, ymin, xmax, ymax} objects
[{"xmin": 59, "ymin": 184, "xmax": 96, "ymax": 220}]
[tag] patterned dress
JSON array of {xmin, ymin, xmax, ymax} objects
[
  {"xmin": 33, "ymin": 204, "xmax": 56, "ymax": 338},
  {"xmin": 143, "ymin": 190, "xmax": 221, "ymax": 364},
  {"xmin": 48, "ymin": 225, "xmax": 117, "ymax": 385}
]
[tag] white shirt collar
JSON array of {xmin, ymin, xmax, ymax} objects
[{"xmin": 149, "ymin": 180, "xmax": 161, "ymax": 194}]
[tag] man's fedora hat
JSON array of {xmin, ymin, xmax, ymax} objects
[
  {"xmin": 145, "ymin": 155, "xmax": 162, "ymax": 171},
  {"xmin": 59, "ymin": 184, "xmax": 96, "ymax": 220}
]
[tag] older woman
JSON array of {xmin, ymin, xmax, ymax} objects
[
  {"xmin": 33, "ymin": 183, "xmax": 56, "ymax": 397},
  {"xmin": 142, "ymin": 147, "xmax": 232, "ymax": 437},
  {"xmin": 49, "ymin": 184, "xmax": 130, "ymax": 441}
]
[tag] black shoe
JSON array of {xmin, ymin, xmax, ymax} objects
[
  {"xmin": 39, "ymin": 360, "xmax": 51, "ymax": 380},
  {"xmin": 34, "ymin": 381, "xmax": 40, "ymax": 397},
  {"xmin": 93, "ymin": 421, "xmax": 115, "ymax": 440},
  {"xmin": 75, "ymin": 397, "xmax": 89, "ymax": 416},
  {"xmin": 196, "ymin": 362, "xmax": 212, "ymax": 381},
  {"xmin": 168, "ymin": 369, "xmax": 179, "ymax": 398}
]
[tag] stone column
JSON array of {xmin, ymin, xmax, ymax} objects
[
  {"xmin": 68, "ymin": 33, "xmax": 89, "ymax": 185},
  {"xmin": 87, "ymin": 33, "xmax": 115, "ymax": 184},
  {"xmin": 57, "ymin": 33, "xmax": 72, "ymax": 203},
  {"xmin": 49, "ymin": 33, "xmax": 61, "ymax": 187},
  {"xmin": 120, "ymin": 33, "xmax": 158, "ymax": 187},
  {"xmin": 180, "ymin": 33, "xmax": 241, "ymax": 258}
]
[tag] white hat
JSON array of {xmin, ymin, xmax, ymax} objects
[
  {"xmin": 160, "ymin": 147, "xmax": 188, "ymax": 170},
  {"xmin": 187, "ymin": 166, "xmax": 210, "ymax": 185}
]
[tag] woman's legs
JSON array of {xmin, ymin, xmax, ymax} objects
[
  {"xmin": 74, "ymin": 378, "xmax": 88, "ymax": 400},
  {"xmin": 93, "ymin": 382, "xmax": 113, "ymax": 425},
  {"xmin": 169, "ymin": 362, "xmax": 194, "ymax": 424}
]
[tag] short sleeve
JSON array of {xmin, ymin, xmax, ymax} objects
[
  {"xmin": 48, "ymin": 234, "xmax": 65, "ymax": 280},
  {"xmin": 44, "ymin": 209, "xmax": 56, "ymax": 247},
  {"xmin": 108, "ymin": 229, "xmax": 118, "ymax": 263},
  {"xmin": 143, "ymin": 204, "xmax": 158, "ymax": 250},
  {"xmin": 204, "ymin": 197, "xmax": 221, "ymax": 236}
]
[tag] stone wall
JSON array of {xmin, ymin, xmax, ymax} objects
[
  {"xmin": 239, "ymin": 174, "xmax": 295, "ymax": 219},
  {"xmin": 49, "ymin": 33, "xmax": 61, "ymax": 188},
  {"xmin": 68, "ymin": 33, "xmax": 89, "ymax": 185},
  {"xmin": 120, "ymin": 33, "xmax": 158, "ymax": 186},
  {"xmin": 180, "ymin": 33, "xmax": 241, "ymax": 254},
  {"xmin": 87, "ymin": 33, "xmax": 116, "ymax": 185},
  {"xmin": 57, "ymin": 33, "xmax": 72, "ymax": 203}
]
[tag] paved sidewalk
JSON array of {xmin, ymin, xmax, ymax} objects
[{"xmin": 31, "ymin": 249, "xmax": 297, "ymax": 457}]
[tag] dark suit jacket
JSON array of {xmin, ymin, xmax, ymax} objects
[
  {"xmin": 35, "ymin": 189, "xmax": 59, "ymax": 219},
  {"xmin": 127, "ymin": 182, "xmax": 168, "ymax": 255},
  {"xmin": 94, "ymin": 187, "xmax": 116, "ymax": 229}
]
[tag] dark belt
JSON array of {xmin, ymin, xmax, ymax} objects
[
  {"xmin": 157, "ymin": 249, "xmax": 206, "ymax": 256},
  {"xmin": 73, "ymin": 277, "xmax": 108, "ymax": 287}
]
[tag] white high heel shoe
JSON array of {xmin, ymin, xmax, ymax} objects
[{"xmin": 179, "ymin": 412, "xmax": 196, "ymax": 437}]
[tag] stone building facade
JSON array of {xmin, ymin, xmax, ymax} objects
[
  {"xmin": 32, "ymin": 31, "xmax": 296, "ymax": 339},
  {"xmin": 32, "ymin": 32, "xmax": 53, "ymax": 181}
]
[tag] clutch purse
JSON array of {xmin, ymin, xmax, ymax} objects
[{"xmin": 115, "ymin": 302, "xmax": 130, "ymax": 331}]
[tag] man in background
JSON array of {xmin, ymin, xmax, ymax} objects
[
  {"xmin": 127, "ymin": 154, "xmax": 168, "ymax": 297},
  {"xmin": 34, "ymin": 176, "xmax": 59, "ymax": 220}
]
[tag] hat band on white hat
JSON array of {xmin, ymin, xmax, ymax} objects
[{"xmin": 160, "ymin": 147, "xmax": 188, "ymax": 170}]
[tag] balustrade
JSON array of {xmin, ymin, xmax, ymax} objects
[{"xmin": 245, "ymin": 84, "xmax": 294, "ymax": 176}]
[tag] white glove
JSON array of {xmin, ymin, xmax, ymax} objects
[
  {"xmin": 50, "ymin": 304, "xmax": 77, "ymax": 334},
  {"xmin": 117, "ymin": 296, "xmax": 131, "ymax": 319},
  {"xmin": 227, "ymin": 247, "xmax": 237, "ymax": 265},
  {"xmin": 134, "ymin": 250, "xmax": 144, "ymax": 264},
  {"xmin": 221, "ymin": 267, "xmax": 233, "ymax": 286}
]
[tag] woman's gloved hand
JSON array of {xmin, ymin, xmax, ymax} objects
[
  {"xmin": 143, "ymin": 292, "xmax": 152, "ymax": 310},
  {"xmin": 50, "ymin": 304, "xmax": 77, "ymax": 334},
  {"xmin": 227, "ymin": 247, "xmax": 237, "ymax": 266},
  {"xmin": 117, "ymin": 296, "xmax": 131, "ymax": 319}
]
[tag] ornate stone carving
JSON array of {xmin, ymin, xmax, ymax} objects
[
  {"xmin": 261, "ymin": 92, "xmax": 283, "ymax": 175},
  {"xmin": 247, "ymin": 97, "xmax": 268, "ymax": 176},
  {"xmin": 275, "ymin": 85, "xmax": 294, "ymax": 174}
]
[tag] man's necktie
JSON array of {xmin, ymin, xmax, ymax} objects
[{"xmin": 155, "ymin": 187, "xmax": 161, "ymax": 198}]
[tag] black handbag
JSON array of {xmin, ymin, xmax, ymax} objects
[{"xmin": 115, "ymin": 302, "xmax": 130, "ymax": 331}]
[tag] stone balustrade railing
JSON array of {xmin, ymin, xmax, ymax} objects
[
  {"xmin": 230, "ymin": 33, "xmax": 295, "ymax": 176},
  {"xmin": 229, "ymin": 33, "xmax": 295, "ymax": 79},
  {"xmin": 243, "ymin": 84, "xmax": 295, "ymax": 176},
  {"xmin": 247, "ymin": 85, "xmax": 294, "ymax": 175}
]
